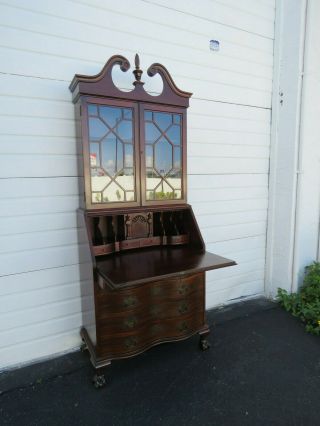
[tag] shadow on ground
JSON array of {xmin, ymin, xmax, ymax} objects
[{"xmin": 1, "ymin": 298, "xmax": 320, "ymax": 426}]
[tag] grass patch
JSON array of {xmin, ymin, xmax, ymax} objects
[{"xmin": 277, "ymin": 262, "xmax": 320, "ymax": 335}]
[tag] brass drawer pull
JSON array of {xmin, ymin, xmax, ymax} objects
[
  {"xmin": 123, "ymin": 317, "xmax": 137, "ymax": 329},
  {"xmin": 123, "ymin": 295, "xmax": 137, "ymax": 308},
  {"xmin": 178, "ymin": 284, "xmax": 188, "ymax": 295},
  {"xmin": 124, "ymin": 337, "xmax": 138, "ymax": 349},
  {"xmin": 178, "ymin": 303, "xmax": 188, "ymax": 314},
  {"xmin": 178, "ymin": 322, "xmax": 189, "ymax": 332}
]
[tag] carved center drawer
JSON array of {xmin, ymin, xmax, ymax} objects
[
  {"xmin": 150, "ymin": 273, "xmax": 204, "ymax": 299},
  {"xmin": 96, "ymin": 272, "xmax": 204, "ymax": 316},
  {"xmin": 97, "ymin": 294, "xmax": 204, "ymax": 334}
]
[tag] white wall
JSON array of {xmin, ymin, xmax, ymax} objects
[
  {"xmin": 266, "ymin": 0, "xmax": 320, "ymax": 296},
  {"xmin": 0, "ymin": 0, "xmax": 275, "ymax": 369},
  {"xmin": 265, "ymin": 0, "xmax": 307, "ymax": 296},
  {"xmin": 292, "ymin": 0, "xmax": 320, "ymax": 286}
]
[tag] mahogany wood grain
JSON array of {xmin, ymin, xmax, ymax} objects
[{"xmin": 96, "ymin": 246, "xmax": 236, "ymax": 289}]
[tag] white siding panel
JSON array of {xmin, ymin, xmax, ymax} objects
[
  {"xmin": 189, "ymin": 174, "xmax": 269, "ymax": 189},
  {"xmin": 206, "ymin": 280, "xmax": 264, "ymax": 307},
  {"xmin": 189, "ymin": 186, "xmax": 268, "ymax": 203},
  {"xmin": 0, "ymin": 75, "xmax": 70, "ymax": 101},
  {"xmin": 0, "ymin": 330, "xmax": 79, "ymax": 369},
  {"xmin": 0, "ymin": 212, "xmax": 78, "ymax": 236},
  {"xmin": 0, "ymin": 263, "xmax": 92, "ymax": 297},
  {"xmin": 142, "ymin": 0, "xmax": 275, "ymax": 38},
  {"xmin": 0, "ymin": 195, "xmax": 81, "ymax": 216},
  {"xmin": 0, "ymin": 177, "xmax": 80, "ymax": 198},
  {"xmin": 0, "ymin": 228, "xmax": 87, "ymax": 255},
  {"xmin": 188, "ymin": 157, "xmax": 269, "ymax": 174},
  {"xmin": 197, "ymin": 210, "xmax": 267, "ymax": 228},
  {"xmin": 0, "ymin": 154, "xmax": 79, "ymax": 178},
  {"xmin": 207, "ymin": 235, "xmax": 267, "ymax": 256},
  {"xmin": 0, "ymin": 244, "xmax": 91, "ymax": 277},
  {"xmin": 192, "ymin": 198, "xmax": 268, "ymax": 216},
  {"xmin": 0, "ymin": 281, "xmax": 91, "ymax": 315},
  {"xmin": 0, "ymin": 0, "xmax": 274, "ymax": 369},
  {"xmin": 0, "ymin": 1, "xmax": 274, "ymax": 52},
  {"xmin": 1, "ymin": 298, "xmax": 94, "ymax": 332}
]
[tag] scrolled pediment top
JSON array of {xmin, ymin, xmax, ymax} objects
[
  {"xmin": 69, "ymin": 55, "xmax": 130, "ymax": 92},
  {"xmin": 70, "ymin": 54, "xmax": 192, "ymax": 107},
  {"xmin": 147, "ymin": 62, "xmax": 192, "ymax": 99}
]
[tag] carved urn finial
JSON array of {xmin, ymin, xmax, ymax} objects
[{"xmin": 132, "ymin": 53, "xmax": 144, "ymax": 86}]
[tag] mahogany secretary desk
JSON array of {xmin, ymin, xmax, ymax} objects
[{"xmin": 70, "ymin": 54, "xmax": 236, "ymax": 388}]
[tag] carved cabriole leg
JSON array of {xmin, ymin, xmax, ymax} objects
[
  {"xmin": 199, "ymin": 326, "xmax": 210, "ymax": 351},
  {"xmin": 80, "ymin": 327, "xmax": 111, "ymax": 389},
  {"xmin": 80, "ymin": 342, "xmax": 88, "ymax": 352}
]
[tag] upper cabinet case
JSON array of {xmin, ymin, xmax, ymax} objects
[{"xmin": 69, "ymin": 54, "xmax": 191, "ymax": 209}]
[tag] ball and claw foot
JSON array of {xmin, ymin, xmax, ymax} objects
[
  {"xmin": 93, "ymin": 373, "xmax": 106, "ymax": 389},
  {"xmin": 80, "ymin": 342, "xmax": 87, "ymax": 352},
  {"xmin": 199, "ymin": 338, "xmax": 210, "ymax": 351}
]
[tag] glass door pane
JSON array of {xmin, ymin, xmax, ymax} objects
[
  {"xmin": 87, "ymin": 103, "xmax": 136, "ymax": 204},
  {"xmin": 144, "ymin": 110, "xmax": 183, "ymax": 201}
]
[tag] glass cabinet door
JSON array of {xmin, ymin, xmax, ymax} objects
[
  {"xmin": 143, "ymin": 107, "xmax": 185, "ymax": 203},
  {"xmin": 86, "ymin": 101, "xmax": 139, "ymax": 207}
]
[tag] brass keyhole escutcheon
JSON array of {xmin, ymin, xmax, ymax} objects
[
  {"xmin": 124, "ymin": 317, "xmax": 137, "ymax": 329},
  {"xmin": 178, "ymin": 284, "xmax": 188, "ymax": 295},
  {"xmin": 178, "ymin": 303, "xmax": 188, "ymax": 314}
]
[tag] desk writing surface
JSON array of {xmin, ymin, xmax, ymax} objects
[{"xmin": 96, "ymin": 246, "xmax": 236, "ymax": 289}]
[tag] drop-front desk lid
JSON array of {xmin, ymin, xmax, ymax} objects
[{"xmin": 96, "ymin": 246, "xmax": 236, "ymax": 290}]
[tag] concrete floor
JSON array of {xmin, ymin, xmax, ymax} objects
[{"xmin": 1, "ymin": 298, "xmax": 320, "ymax": 426}]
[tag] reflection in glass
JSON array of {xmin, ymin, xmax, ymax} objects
[
  {"xmin": 92, "ymin": 192, "xmax": 102, "ymax": 203},
  {"xmin": 124, "ymin": 144, "xmax": 133, "ymax": 167},
  {"xmin": 90, "ymin": 143, "xmax": 100, "ymax": 167},
  {"xmin": 144, "ymin": 110, "xmax": 182, "ymax": 200},
  {"xmin": 154, "ymin": 112, "xmax": 172, "ymax": 131},
  {"xmin": 102, "ymin": 182, "xmax": 124, "ymax": 202},
  {"xmin": 123, "ymin": 109, "xmax": 132, "ymax": 120},
  {"xmin": 146, "ymin": 145, "xmax": 153, "ymax": 168},
  {"xmin": 117, "ymin": 121, "xmax": 132, "ymax": 142},
  {"xmin": 173, "ymin": 147, "xmax": 181, "ymax": 170},
  {"xmin": 89, "ymin": 117, "xmax": 108, "ymax": 140},
  {"xmin": 88, "ymin": 104, "xmax": 135, "ymax": 203},
  {"xmin": 99, "ymin": 106, "xmax": 122, "ymax": 127},
  {"xmin": 145, "ymin": 111, "xmax": 152, "ymax": 121},
  {"xmin": 145, "ymin": 123, "xmax": 161, "ymax": 143},
  {"xmin": 155, "ymin": 138, "xmax": 172, "ymax": 176},
  {"xmin": 88, "ymin": 104, "xmax": 98, "ymax": 116},
  {"xmin": 166, "ymin": 125, "xmax": 180, "ymax": 145},
  {"xmin": 173, "ymin": 114, "xmax": 181, "ymax": 124}
]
